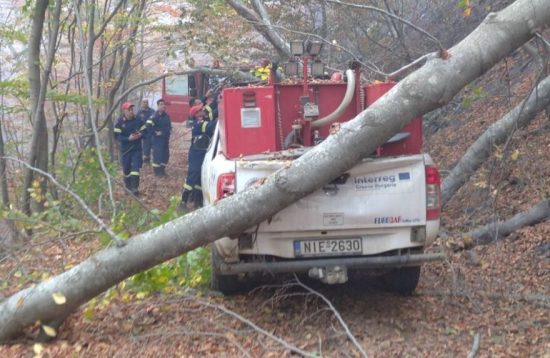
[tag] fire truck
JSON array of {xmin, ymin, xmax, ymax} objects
[
  {"xmin": 161, "ymin": 72, "xmax": 210, "ymax": 123},
  {"xmin": 202, "ymin": 41, "xmax": 443, "ymax": 294}
]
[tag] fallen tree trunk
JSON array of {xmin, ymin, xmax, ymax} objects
[
  {"xmin": 1, "ymin": 0, "xmax": 549, "ymax": 343},
  {"xmin": 470, "ymin": 198, "xmax": 550, "ymax": 245},
  {"xmin": 441, "ymin": 73, "xmax": 550, "ymax": 206}
]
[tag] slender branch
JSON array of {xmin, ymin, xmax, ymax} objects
[
  {"xmin": 248, "ymin": 20, "xmax": 384, "ymax": 75},
  {"xmin": 293, "ymin": 276, "xmax": 368, "ymax": 358},
  {"xmin": 93, "ymin": 0, "xmax": 125, "ymax": 41},
  {"xmin": 2, "ymin": 157, "xmax": 124, "ymax": 247},
  {"xmin": 326, "ymin": 0, "xmax": 444, "ymax": 51},
  {"xmin": 191, "ymin": 297, "xmax": 317, "ymax": 358},
  {"xmin": 226, "ymin": 0, "xmax": 291, "ymax": 58},
  {"xmin": 386, "ymin": 52, "xmax": 437, "ymax": 80},
  {"xmin": 73, "ymin": 0, "xmax": 117, "ymax": 216},
  {"xmin": 467, "ymin": 332, "xmax": 481, "ymax": 358}
]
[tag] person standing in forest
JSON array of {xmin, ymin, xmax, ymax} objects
[
  {"xmin": 147, "ymin": 99, "xmax": 172, "ymax": 177},
  {"xmin": 114, "ymin": 102, "xmax": 147, "ymax": 196},
  {"xmin": 136, "ymin": 99, "xmax": 155, "ymax": 164},
  {"xmin": 178, "ymin": 105, "xmax": 217, "ymax": 212}
]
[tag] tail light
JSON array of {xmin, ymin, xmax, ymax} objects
[
  {"xmin": 216, "ymin": 173, "xmax": 235, "ymax": 201},
  {"xmin": 426, "ymin": 166, "xmax": 441, "ymax": 220}
]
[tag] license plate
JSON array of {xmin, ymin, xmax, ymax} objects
[{"xmin": 294, "ymin": 238, "xmax": 362, "ymax": 257}]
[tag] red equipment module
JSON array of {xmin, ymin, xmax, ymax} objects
[
  {"xmin": 367, "ymin": 82, "xmax": 423, "ymax": 156},
  {"xmin": 218, "ymin": 86, "xmax": 278, "ymax": 158},
  {"xmin": 217, "ymin": 71, "xmax": 422, "ymax": 159}
]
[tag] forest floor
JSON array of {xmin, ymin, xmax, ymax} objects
[{"xmin": 1, "ymin": 58, "xmax": 550, "ymax": 356}]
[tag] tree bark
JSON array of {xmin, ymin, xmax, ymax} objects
[
  {"xmin": 0, "ymin": 56, "xmax": 11, "ymax": 208},
  {"xmin": 441, "ymin": 74, "xmax": 550, "ymax": 205},
  {"xmin": 226, "ymin": 0, "xmax": 291, "ymax": 58},
  {"xmin": 470, "ymin": 199, "xmax": 550, "ymax": 245},
  {"xmin": 1, "ymin": 0, "xmax": 549, "ymax": 343},
  {"xmin": 21, "ymin": 0, "xmax": 49, "ymax": 215}
]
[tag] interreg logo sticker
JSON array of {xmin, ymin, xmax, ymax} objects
[{"xmin": 354, "ymin": 171, "xmax": 412, "ymax": 191}]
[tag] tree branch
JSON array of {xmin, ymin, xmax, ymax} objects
[
  {"xmin": 73, "ymin": 0, "xmax": 117, "ymax": 216},
  {"xmin": 2, "ymin": 157, "xmax": 124, "ymax": 247},
  {"xmin": 293, "ymin": 276, "xmax": 368, "ymax": 357},
  {"xmin": 326, "ymin": 0, "xmax": 444, "ymax": 51},
  {"xmin": 442, "ymin": 74, "xmax": 550, "ymax": 205},
  {"xmin": 226, "ymin": 0, "xmax": 291, "ymax": 58},
  {"xmin": 469, "ymin": 199, "xmax": 550, "ymax": 245}
]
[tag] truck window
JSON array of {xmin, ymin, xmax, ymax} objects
[{"xmin": 165, "ymin": 75, "xmax": 190, "ymax": 96}]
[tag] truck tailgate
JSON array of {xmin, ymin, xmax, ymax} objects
[{"xmin": 236, "ymin": 154, "xmax": 427, "ymax": 233}]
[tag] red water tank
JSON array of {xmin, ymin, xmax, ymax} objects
[
  {"xmin": 219, "ymin": 86, "xmax": 278, "ymax": 159},
  {"xmin": 365, "ymin": 82, "xmax": 423, "ymax": 155}
]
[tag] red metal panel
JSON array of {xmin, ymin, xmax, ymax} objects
[
  {"xmin": 162, "ymin": 77, "xmax": 189, "ymax": 123},
  {"xmin": 275, "ymin": 83, "xmax": 359, "ymax": 145},
  {"xmin": 219, "ymin": 86, "xmax": 278, "ymax": 159},
  {"xmin": 163, "ymin": 96, "xmax": 189, "ymax": 123},
  {"xmin": 366, "ymin": 82, "xmax": 423, "ymax": 155},
  {"xmin": 162, "ymin": 73, "xmax": 207, "ymax": 123}
]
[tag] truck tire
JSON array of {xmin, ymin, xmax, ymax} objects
[
  {"xmin": 210, "ymin": 246, "xmax": 244, "ymax": 295},
  {"xmin": 384, "ymin": 265, "xmax": 421, "ymax": 295}
]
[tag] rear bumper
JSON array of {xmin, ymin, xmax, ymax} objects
[{"xmin": 218, "ymin": 252, "xmax": 444, "ymax": 275}]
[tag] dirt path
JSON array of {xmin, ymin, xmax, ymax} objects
[
  {"xmin": 137, "ymin": 123, "xmax": 191, "ymax": 209},
  {"xmin": 1, "ymin": 122, "xmax": 549, "ymax": 357}
]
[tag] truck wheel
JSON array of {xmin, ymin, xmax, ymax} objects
[
  {"xmin": 384, "ymin": 266, "xmax": 421, "ymax": 295},
  {"xmin": 211, "ymin": 246, "xmax": 244, "ymax": 295}
]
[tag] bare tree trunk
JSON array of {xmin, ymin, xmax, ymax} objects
[
  {"xmin": 21, "ymin": 0, "xmax": 62, "ymax": 214},
  {"xmin": 441, "ymin": 74, "xmax": 550, "ymax": 205},
  {"xmin": 470, "ymin": 199, "xmax": 550, "ymax": 245},
  {"xmin": 0, "ymin": 54, "xmax": 10, "ymax": 208},
  {"xmin": 0, "ymin": 0, "xmax": 549, "ymax": 342},
  {"xmin": 21, "ymin": 0, "xmax": 49, "ymax": 215}
]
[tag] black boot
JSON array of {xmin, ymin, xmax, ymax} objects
[
  {"xmin": 124, "ymin": 176, "xmax": 132, "ymax": 191},
  {"xmin": 191, "ymin": 189, "xmax": 203, "ymax": 208},
  {"xmin": 130, "ymin": 175, "xmax": 140, "ymax": 197},
  {"xmin": 178, "ymin": 190, "xmax": 190, "ymax": 213},
  {"xmin": 159, "ymin": 166, "xmax": 167, "ymax": 177}
]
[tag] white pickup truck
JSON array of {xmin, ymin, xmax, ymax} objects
[{"xmin": 202, "ymin": 126, "xmax": 443, "ymax": 295}]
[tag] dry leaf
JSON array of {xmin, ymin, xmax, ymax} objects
[
  {"xmin": 52, "ymin": 292, "xmax": 66, "ymax": 305},
  {"xmin": 33, "ymin": 343, "xmax": 44, "ymax": 355},
  {"xmin": 42, "ymin": 324, "xmax": 57, "ymax": 337}
]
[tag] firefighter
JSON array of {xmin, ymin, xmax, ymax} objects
[
  {"xmin": 114, "ymin": 102, "xmax": 147, "ymax": 196},
  {"xmin": 147, "ymin": 99, "xmax": 172, "ymax": 177},
  {"xmin": 178, "ymin": 105, "xmax": 217, "ymax": 212},
  {"xmin": 136, "ymin": 98, "xmax": 155, "ymax": 163},
  {"xmin": 202, "ymin": 90, "xmax": 218, "ymax": 121},
  {"xmin": 187, "ymin": 97, "xmax": 202, "ymax": 128}
]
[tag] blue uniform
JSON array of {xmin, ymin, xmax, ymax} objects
[
  {"xmin": 147, "ymin": 110, "xmax": 172, "ymax": 176},
  {"xmin": 114, "ymin": 115, "xmax": 147, "ymax": 194},
  {"xmin": 136, "ymin": 107, "xmax": 155, "ymax": 162},
  {"xmin": 180, "ymin": 118, "xmax": 217, "ymax": 207}
]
